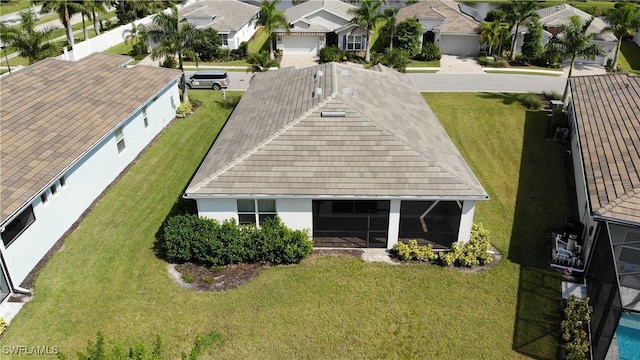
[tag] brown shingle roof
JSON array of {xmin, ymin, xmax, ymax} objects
[
  {"xmin": 570, "ymin": 74, "xmax": 640, "ymax": 224},
  {"xmin": 186, "ymin": 62, "xmax": 487, "ymax": 200},
  {"xmin": 396, "ymin": 0, "xmax": 480, "ymax": 34},
  {"xmin": 0, "ymin": 53, "xmax": 181, "ymax": 224}
]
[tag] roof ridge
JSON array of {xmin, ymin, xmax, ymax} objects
[
  {"xmin": 597, "ymin": 187, "xmax": 640, "ymax": 215},
  {"xmin": 187, "ymin": 91, "xmax": 338, "ymax": 193}
]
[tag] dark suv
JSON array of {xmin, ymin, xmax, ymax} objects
[{"xmin": 183, "ymin": 70, "xmax": 229, "ymax": 90}]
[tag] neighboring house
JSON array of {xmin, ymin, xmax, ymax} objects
[
  {"xmin": 0, "ymin": 53, "xmax": 181, "ymax": 303},
  {"xmin": 184, "ymin": 62, "xmax": 489, "ymax": 249},
  {"xmin": 395, "ymin": 0, "xmax": 481, "ymax": 56},
  {"xmin": 634, "ymin": 30, "xmax": 640, "ymax": 48},
  {"xmin": 180, "ymin": 0, "xmax": 260, "ymax": 50},
  {"xmin": 275, "ymin": 0, "xmax": 367, "ymax": 55},
  {"xmin": 514, "ymin": 4, "xmax": 616, "ymax": 65},
  {"xmin": 566, "ymin": 73, "xmax": 640, "ymax": 360}
]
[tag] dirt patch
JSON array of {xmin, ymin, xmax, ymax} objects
[{"xmin": 309, "ymin": 248, "xmax": 364, "ymax": 259}]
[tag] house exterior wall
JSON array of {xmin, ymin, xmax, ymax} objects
[
  {"xmin": 514, "ymin": 32, "xmax": 614, "ymax": 65},
  {"xmin": 0, "ymin": 83, "xmax": 179, "ymax": 286},
  {"xmin": 634, "ymin": 31, "xmax": 640, "ymax": 47},
  {"xmin": 337, "ymin": 27, "xmax": 367, "ymax": 51},
  {"xmin": 227, "ymin": 17, "xmax": 258, "ymax": 50}
]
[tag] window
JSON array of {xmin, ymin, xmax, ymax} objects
[
  {"xmin": 50, "ymin": 183, "xmax": 57, "ymax": 195},
  {"xmin": 237, "ymin": 199, "xmax": 276, "ymax": 225},
  {"xmin": 40, "ymin": 192, "xmax": 48, "ymax": 204},
  {"xmin": 60, "ymin": 175, "xmax": 66, "ymax": 187},
  {"xmin": 115, "ymin": 127, "xmax": 126, "ymax": 153},
  {"xmin": 143, "ymin": 108, "xmax": 148, "ymax": 128},
  {"xmin": 1, "ymin": 205, "xmax": 35, "ymax": 247},
  {"xmin": 220, "ymin": 33, "xmax": 228, "ymax": 46},
  {"xmin": 347, "ymin": 35, "xmax": 363, "ymax": 50}
]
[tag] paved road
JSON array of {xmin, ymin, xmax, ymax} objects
[{"xmin": 223, "ymin": 71, "xmax": 567, "ymax": 93}]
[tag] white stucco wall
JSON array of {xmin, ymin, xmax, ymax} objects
[
  {"xmin": 275, "ymin": 199, "xmax": 313, "ymax": 233},
  {"xmin": 634, "ymin": 31, "xmax": 640, "ymax": 47},
  {"xmin": 196, "ymin": 198, "xmax": 238, "ymax": 222},
  {"xmin": 387, "ymin": 200, "xmax": 401, "ymax": 249},
  {"xmin": 1, "ymin": 82, "xmax": 179, "ymax": 286},
  {"xmin": 457, "ymin": 201, "xmax": 476, "ymax": 243},
  {"xmin": 227, "ymin": 17, "xmax": 258, "ymax": 50}
]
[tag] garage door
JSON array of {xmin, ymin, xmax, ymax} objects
[
  {"xmin": 281, "ymin": 36, "xmax": 319, "ymax": 55},
  {"xmin": 438, "ymin": 34, "xmax": 480, "ymax": 56}
]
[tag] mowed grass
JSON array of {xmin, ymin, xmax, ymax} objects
[
  {"xmin": 619, "ymin": 40, "xmax": 640, "ymax": 75},
  {"xmin": 0, "ymin": 93, "xmax": 567, "ymax": 359}
]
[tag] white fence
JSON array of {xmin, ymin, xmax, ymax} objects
[{"xmin": 58, "ymin": 0, "xmax": 197, "ymax": 62}]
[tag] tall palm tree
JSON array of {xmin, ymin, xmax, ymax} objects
[
  {"xmin": 504, "ymin": 0, "xmax": 538, "ymax": 60},
  {"xmin": 479, "ymin": 20, "xmax": 508, "ymax": 56},
  {"xmin": 603, "ymin": 3, "xmax": 640, "ymax": 70},
  {"xmin": 0, "ymin": 10, "xmax": 59, "ymax": 64},
  {"xmin": 84, "ymin": 0, "xmax": 107, "ymax": 35},
  {"xmin": 77, "ymin": 1, "xmax": 92, "ymax": 41},
  {"xmin": 123, "ymin": 22, "xmax": 148, "ymax": 55},
  {"xmin": 40, "ymin": 0, "xmax": 84, "ymax": 47},
  {"xmin": 348, "ymin": 0, "xmax": 385, "ymax": 62},
  {"xmin": 546, "ymin": 16, "xmax": 605, "ymax": 78},
  {"xmin": 247, "ymin": 50, "xmax": 279, "ymax": 72},
  {"xmin": 257, "ymin": 0, "xmax": 289, "ymax": 60},
  {"xmin": 146, "ymin": 9, "xmax": 204, "ymax": 72},
  {"xmin": 382, "ymin": 8, "xmax": 398, "ymax": 50}
]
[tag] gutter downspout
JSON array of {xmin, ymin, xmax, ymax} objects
[{"xmin": 0, "ymin": 249, "xmax": 32, "ymax": 297}]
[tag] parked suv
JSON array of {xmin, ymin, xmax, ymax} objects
[{"xmin": 183, "ymin": 70, "xmax": 229, "ymax": 90}]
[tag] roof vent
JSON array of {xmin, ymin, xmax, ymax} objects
[
  {"xmin": 315, "ymin": 70, "xmax": 323, "ymax": 79},
  {"xmin": 342, "ymin": 87, "xmax": 353, "ymax": 96},
  {"xmin": 341, "ymin": 69, "xmax": 350, "ymax": 77},
  {"xmin": 321, "ymin": 111, "xmax": 346, "ymax": 118},
  {"xmin": 314, "ymin": 87, "xmax": 323, "ymax": 97}
]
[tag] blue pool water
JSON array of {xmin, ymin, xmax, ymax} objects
[{"xmin": 617, "ymin": 313, "xmax": 640, "ymax": 360}]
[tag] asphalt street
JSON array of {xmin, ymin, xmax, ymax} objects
[{"xmin": 223, "ymin": 72, "xmax": 567, "ymax": 93}]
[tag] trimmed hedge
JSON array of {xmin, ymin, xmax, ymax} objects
[{"xmin": 161, "ymin": 215, "xmax": 312, "ymax": 266}]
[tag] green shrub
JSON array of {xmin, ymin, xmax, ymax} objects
[
  {"xmin": 439, "ymin": 250, "xmax": 458, "ymax": 266},
  {"xmin": 561, "ymin": 296, "xmax": 592, "ymax": 360},
  {"xmin": 160, "ymin": 56, "xmax": 177, "ymax": 69},
  {"xmin": 415, "ymin": 43, "xmax": 441, "ymax": 61},
  {"xmin": 437, "ymin": 223, "xmax": 493, "ymax": 267},
  {"xmin": 231, "ymin": 41, "xmax": 249, "ymax": 59},
  {"xmin": 182, "ymin": 273, "xmax": 195, "ymax": 283},
  {"xmin": 319, "ymin": 46, "xmax": 343, "ymax": 63},
  {"xmin": 0, "ymin": 317, "xmax": 6, "ymax": 335},
  {"xmin": 160, "ymin": 215, "xmax": 312, "ymax": 266},
  {"xmin": 477, "ymin": 56, "xmax": 490, "ymax": 66},
  {"xmin": 201, "ymin": 276, "xmax": 214, "ymax": 285},
  {"xmin": 519, "ymin": 93, "xmax": 543, "ymax": 110},
  {"xmin": 176, "ymin": 102, "xmax": 193, "ymax": 118},
  {"xmin": 392, "ymin": 240, "xmax": 436, "ymax": 261},
  {"xmin": 494, "ymin": 59, "xmax": 510, "ymax": 68}
]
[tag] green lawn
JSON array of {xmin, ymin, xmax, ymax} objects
[
  {"xmin": 619, "ymin": 40, "xmax": 640, "ymax": 75},
  {"xmin": 0, "ymin": 92, "xmax": 567, "ymax": 359},
  {"xmin": 247, "ymin": 26, "xmax": 270, "ymax": 55},
  {"xmin": 407, "ymin": 60, "xmax": 440, "ymax": 67}
]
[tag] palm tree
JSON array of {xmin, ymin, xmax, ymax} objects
[
  {"xmin": 479, "ymin": 20, "xmax": 508, "ymax": 57},
  {"xmin": 257, "ymin": 0, "xmax": 289, "ymax": 60},
  {"xmin": 146, "ymin": 9, "xmax": 205, "ymax": 72},
  {"xmin": 546, "ymin": 16, "xmax": 606, "ymax": 78},
  {"xmin": 40, "ymin": 0, "xmax": 85, "ymax": 47},
  {"xmin": 123, "ymin": 22, "xmax": 148, "ymax": 55},
  {"xmin": 77, "ymin": 1, "xmax": 92, "ymax": 41},
  {"xmin": 504, "ymin": 0, "xmax": 538, "ymax": 60},
  {"xmin": 603, "ymin": 3, "xmax": 640, "ymax": 70},
  {"xmin": 85, "ymin": 0, "xmax": 107, "ymax": 35},
  {"xmin": 378, "ymin": 48, "xmax": 409, "ymax": 73},
  {"xmin": 0, "ymin": 10, "xmax": 59, "ymax": 64},
  {"xmin": 348, "ymin": 0, "xmax": 385, "ymax": 62},
  {"xmin": 247, "ymin": 50, "xmax": 279, "ymax": 72},
  {"xmin": 382, "ymin": 8, "xmax": 398, "ymax": 50}
]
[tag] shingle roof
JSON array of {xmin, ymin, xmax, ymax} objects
[
  {"xmin": 569, "ymin": 74, "xmax": 640, "ymax": 224},
  {"xmin": 284, "ymin": 0, "xmax": 357, "ymax": 25},
  {"xmin": 186, "ymin": 62, "xmax": 487, "ymax": 200},
  {"xmin": 0, "ymin": 53, "xmax": 181, "ymax": 224},
  {"xmin": 537, "ymin": 4, "xmax": 617, "ymax": 42},
  {"xmin": 180, "ymin": 0, "xmax": 259, "ymax": 32},
  {"xmin": 396, "ymin": 0, "xmax": 480, "ymax": 34}
]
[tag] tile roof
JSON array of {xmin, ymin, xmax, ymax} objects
[
  {"xmin": 186, "ymin": 62, "xmax": 487, "ymax": 200},
  {"xmin": 180, "ymin": 0, "xmax": 259, "ymax": 32},
  {"xmin": 0, "ymin": 53, "xmax": 181, "ymax": 224},
  {"xmin": 396, "ymin": 0, "xmax": 480, "ymax": 34},
  {"xmin": 284, "ymin": 0, "xmax": 357, "ymax": 25},
  {"xmin": 569, "ymin": 74, "xmax": 640, "ymax": 224},
  {"xmin": 536, "ymin": 4, "xmax": 617, "ymax": 42}
]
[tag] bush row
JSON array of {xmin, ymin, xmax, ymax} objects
[
  {"xmin": 392, "ymin": 223, "xmax": 493, "ymax": 267},
  {"xmin": 160, "ymin": 215, "xmax": 312, "ymax": 266}
]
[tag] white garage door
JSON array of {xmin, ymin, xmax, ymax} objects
[
  {"xmin": 438, "ymin": 35, "xmax": 480, "ymax": 56},
  {"xmin": 282, "ymin": 36, "xmax": 319, "ymax": 55}
]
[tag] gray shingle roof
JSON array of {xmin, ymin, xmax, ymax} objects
[
  {"xmin": 180, "ymin": 0, "xmax": 259, "ymax": 32},
  {"xmin": 186, "ymin": 63, "xmax": 487, "ymax": 200},
  {"xmin": 0, "ymin": 53, "xmax": 181, "ymax": 224},
  {"xmin": 537, "ymin": 4, "xmax": 617, "ymax": 42},
  {"xmin": 569, "ymin": 74, "xmax": 640, "ymax": 224},
  {"xmin": 284, "ymin": 0, "xmax": 357, "ymax": 24},
  {"xmin": 396, "ymin": 0, "xmax": 480, "ymax": 34}
]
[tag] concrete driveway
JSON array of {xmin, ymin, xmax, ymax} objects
[
  {"xmin": 439, "ymin": 55, "xmax": 485, "ymax": 74},
  {"xmin": 279, "ymin": 54, "xmax": 319, "ymax": 69}
]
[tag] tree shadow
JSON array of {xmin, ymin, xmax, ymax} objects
[
  {"xmin": 621, "ymin": 40, "xmax": 640, "ymax": 73},
  {"xmin": 507, "ymin": 109, "xmax": 572, "ymax": 359}
]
